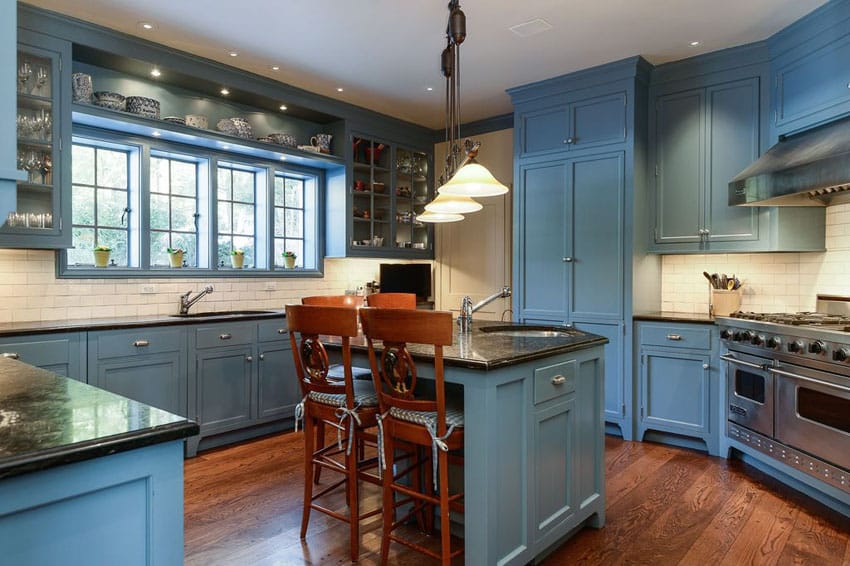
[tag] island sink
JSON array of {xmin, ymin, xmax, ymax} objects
[
  {"xmin": 169, "ymin": 310, "xmax": 275, "ymax": 318},
  {"xmin": 479, "ymin": 324, "xmax": 581, "ymax": 338}
]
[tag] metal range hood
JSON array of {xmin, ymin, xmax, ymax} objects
[{"xmin": 729, "ymin": 115, "xmax": 850, "ymax": 207}]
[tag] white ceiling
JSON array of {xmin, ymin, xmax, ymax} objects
[{"xmin": 25, "ymin": 0, "xmax": 827, "ymax": 129}]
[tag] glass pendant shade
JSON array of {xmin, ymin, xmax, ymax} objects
[
  {"xmin": 416, "ymin": 210, "xmax": 465, "ymax": 223},
  {"xmin": 424, "ymin": 191, "xmax": 483, "ymax": 214},
  {"xmin": 438, "ymin": 161, "xmax": 509, "ymax": 198}
]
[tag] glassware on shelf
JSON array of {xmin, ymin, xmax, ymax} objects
[{"xmin": 17, "ymin": 60, "xmax": 32, "ymax": 94}]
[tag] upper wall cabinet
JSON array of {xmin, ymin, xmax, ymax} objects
[
  {"xmin": 0, "ymin": 30, "xmax": 72, "ymax": 249},
  {"xmin": 518, "ymin": 91, "xmax": 627, "ymax": 158},
  {"xmin": 649, "ymin": 51, "xmax": 825, "ymax": 254}
]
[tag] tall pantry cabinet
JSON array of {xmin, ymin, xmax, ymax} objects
[{"xmin": 508, "ymin": 57, "xmax": 661, "ymax": 440}]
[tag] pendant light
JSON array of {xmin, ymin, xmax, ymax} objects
[
  {"xmin": 415, "ymin": 210, "xmax": 465, "ymax": 223},
  {"xmin": 418, "ymin": 0, "xmax": 508, "ymax": 223}
]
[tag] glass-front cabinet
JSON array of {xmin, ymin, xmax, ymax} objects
[
  {"xmin": 351, "ymin": 136, "xmax": 392, "ymax": 251},
  {"xmin": 1, "ymin": 30, "xmax": 71, "ymax": 248},
  {"xmin": 394, "ymin": 147, "xmax": 430, "ymax": 252}
]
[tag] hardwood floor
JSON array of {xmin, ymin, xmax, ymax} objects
[{"xmin": 184, "ymin": 432, "xmax": 850, "ymax": 565}]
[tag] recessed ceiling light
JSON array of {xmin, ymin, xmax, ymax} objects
[
  {"xmin": 220, "ymin": 88, "xmax": 230, "ymax": 95},
  {"xmin": 279, "ymin": 104, "xmax": 287, "ymax": 111},
  {"xmin": 426, "ymin": 87, "xmax": 434, "ymax": 91},
  {"xmin": 336, "ymin": 87, "xmax": 344, "ymax": 92},
  {"xmin": 152, "ymin": 131, "xmax": 161, "ymax": 137},
  {"xmin": 689, "ymin": 41, "xmax": 700, "ymax": 46},
  {"xmin": 271, "ymin": 65, "xmax": 280, "ymax": 71},
  {"xmin": 228, "ymin": 51, "xmax": 238, "ymax": 57},
  {"xmin": 150, "ymin": 68, "xmax": 161, "ymax": 77},
  {"xmin": 139, "ymin": 22, "xmax": 154, "ymax": 30}
]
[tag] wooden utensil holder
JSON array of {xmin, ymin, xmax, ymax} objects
[{"xmin": 710, "ymin": 289, "xmax": 742, "ymax": 317}]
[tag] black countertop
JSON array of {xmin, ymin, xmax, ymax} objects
[
  {"xmin": 0, "ymin": 310, "xmax": 286, "ymax": 337},
  {"xmin": 633, "ymin": 311, "xmax": 716, "ymax": 324},
  {"xmin": 0, "ymin": 357, "xmax": 199, "ymax": 480},
  {"xmin": 341, "ymin": 321, "xmax": 608, "ymax": 371}
]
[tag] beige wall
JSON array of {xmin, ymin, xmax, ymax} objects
[{"xmin": 660, "ymin": 203, "xmax": 850, "ymax": 314}]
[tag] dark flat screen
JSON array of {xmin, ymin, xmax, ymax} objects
[{"xmin": 379, "ymin": 264, "xmax": 431, "ymax": 300}]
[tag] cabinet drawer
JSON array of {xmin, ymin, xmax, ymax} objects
[
  {"xmin": 534, "ymin": 359, "xmax": 576, "ymax": 405},
  {"xmin": 257, "ymin": 318, "xmax": 288, "ymax": 342},
  {"xmin": 640, "ymin": 325, "xmax": 712, "ymax": 350},
  {"xmin": 90, "ymin": 327, "xmax": 184, "ymax": 359},
  {"xmin": 0, "ymin": 335, "xmax": 72, "ymax": 367},
  {"xmin": 196, "ymin": 323, "xmax": 255, "ymax": 349}
]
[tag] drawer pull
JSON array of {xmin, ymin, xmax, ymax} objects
[
  {"xmin": 259, "ymin": 353, "xmax": 265, "ymax": 361},
  {"xmin": 246, "ymin": 356, "xmax": 253, "ymax": 362},
  {"xmin": 702, "ymin": 363, "xmax": 709, "ymax": 369},
  {"xmin": 219, "ymin": 333, "xmax": 232, "ymax": 340},
  {"xmin": 2, "ymin": 352, "xmax": 20, "ymax": 360},
  {"xmin": 551, "ymin": 375, "xmax": 567, "ymax": 385},
  {"xmin": 666, "ymin": 334, "xmax": 682, "ymax": 341},
  {"xmin": 277, "ymin": 328, "xmax": 286, "ymax": 334},
  {"xmin": 133, "ymin": 340, "xmax": 150, "ymax": 348}
]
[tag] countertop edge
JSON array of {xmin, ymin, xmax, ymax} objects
[
  {"xmin": 440, "ymin": 336, "xmax": 610, "ymax": 370},
  {"xmin": 633, "ymin": 312, "xmax": 717, "ymax": 324}
]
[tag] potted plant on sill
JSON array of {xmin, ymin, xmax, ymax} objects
[
  {"xmin": 167, "ymin": 247, "xmax": 184, "ymax": 268},
  {"xmin": 230, "ymin": 249, "xmax": 245, "ymax": 269},
  {"xmin": 93, "ymin": 245, "xmax": 111, "ymax": 268},
  {"xmin": 282, "ymin": 251, "xmax": 297, "ymax": 269}
]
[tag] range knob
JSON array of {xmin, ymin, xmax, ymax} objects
[
  {"xmin": 741, "ymin": 330, "xmax": 755, "ymax": 342},
  {"xmin": 833, "ymin": 348, "xmax": 850, "ymax": 362},
  {"xmin": 787, "ymin": 340, "xmax": 805, "ymax": 353},
  {"xmin": 751, "ymin": 334, "xmax": 765, "ymax": 346},
  {"xmin": 720, "ymin": 329, "xmax": 733, "ymax": 340},
  {"xmin": 766, "ymin": 336, "xmax": 782, "ymax": 350},
  {"xmin": 809, "ymin": 340, "xmax": 826, "ymax": 355}
]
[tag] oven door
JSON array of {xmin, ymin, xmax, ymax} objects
[
  {"xmin": 721, "ymin": 351, "xmax": 774, "ymax": 437},
  {"xmin": 773, "ymin": 362, "xmax": 850, "ymax": 471}
]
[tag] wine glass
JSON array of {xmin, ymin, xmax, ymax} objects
[
  {"xmin": 17, "ymin": 61, "xmax": 32, "ymax": 94},
  {"xmin": 24, "ymin": 150, "xmax": 42, "ymax": 183},
  {"xmin": 34, "ymin": 65, "xmax": 49, "ymax": 97},
  {"xmin": 40, "ymin": 153, "xmax": 52, "ymax": 185}
]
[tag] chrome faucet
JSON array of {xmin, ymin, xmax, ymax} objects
[
  {"xmin": 458, "ymin": 286, "xmax": 512, "ymax": 333},
  {"xmin": 179, "ymin": 285, "xmax": 214, "ymax": 315}
]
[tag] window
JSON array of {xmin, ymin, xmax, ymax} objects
[
  {"xmin": 63, "ymin": 128, "xmax": 321, "ymax": 277},
  {"xmin": 68, "ymin": 141, "xmax": 134, "ymax": 266}
]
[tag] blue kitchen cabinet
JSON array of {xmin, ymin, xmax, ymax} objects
[
  {"xmin": 635, "ymin": 321, "xmax": 720, "ymax": 455},
  {"xmin": 517, "ymin": 90, "xmax": 627, "ymax": 158},
  {"xmin": 575, "ymin": 321, "xmax": 628, "ymax": 439},
  {"xmin": 534, "ymin": 396, "xmax": 576, "ymax": 548},
  {"xmin": 87, "ymin": 326, "xmax": 188, "ymax": 416},
  {"xmin": 257, "ymin": 319, "xmax": 299, "ymax": 421},
  {"xmin": 0, "ymin": 332, "xmax": 85, "ymax": 380}
]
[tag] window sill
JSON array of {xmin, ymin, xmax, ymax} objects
[{"xmin": 58, "ymin": 266, "xmax": 324, "ymax": 279}]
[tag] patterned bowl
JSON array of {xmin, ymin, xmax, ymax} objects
[
  {"xmin": 126, "ymin": 96, "xmax": 160, "ymax": 119},
  {"xmin": 185, "ymin": 114, "xmax": 208, "ymax": 129},
  {"xmin": 92, "ymin": 91, "xmax": 125, "ymax": 111},
  {"xmin": 217, "ymin": 117, "xmax": 253, "ymax": 139},
  {"xmin": 162, "ymin": 116, "xmax": 186, "ymax": 125},
  {"xmin": 268, "ymin": 133, "xmax": 297, "ymax": 147},
  {"xmin": 71, "ymin": 73, "xmax": 93, "ymax": 103}
]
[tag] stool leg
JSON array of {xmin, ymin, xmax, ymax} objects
[
  {"xmin": 438, "ymin": 448, "xmax": 451, "ymax": 565},
  {"xmin": 301, "ymin": 410, "xmax": 315, "ymax": 539},
  {"xmin": 347, "ymin": 423, "xmax": 360, "ymax": 562},
  {"xmin": 313, "ymin": 420, "xmax": 325, "ymax": 485},
  {"xmin": 380, "ymin": 429, "xmax": 395, "ymax": 566}
]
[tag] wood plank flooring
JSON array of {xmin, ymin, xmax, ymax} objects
[{"xmin": 184, "ymin": 432, "xmax": 850, "ymax": 565}]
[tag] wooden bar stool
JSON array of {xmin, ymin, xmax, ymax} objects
[
  {"xmin": 359, "ymin": 308, "xmax": 464, "ymax": 565},
  {"xmin": 285, "ymin": 304, "xmax": 382, "ymax": 562},
  {"xmin": 301, "ymin": 295, "xmax": 372, "ymax": 381},
  {"xmin": 365, "ymin": 292, "xmax": 417, "ymax": 309}
]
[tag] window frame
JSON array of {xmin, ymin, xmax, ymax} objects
[{"xmin": 59, "ymin": 126, "xmax": 325, "ymax": 278}]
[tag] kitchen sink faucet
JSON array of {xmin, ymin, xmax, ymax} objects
[
  {"xmin": 179, "ymin": 285, "xmax": 214, "ymax": 315},
  {"xmin": 458, "ymin": 286, "xmax": 512, "ymax": 333}
]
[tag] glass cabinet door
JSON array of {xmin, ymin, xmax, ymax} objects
[
  {"xmin": 394, "ymin": 148, "xmax": 430, "ymax": 252},
  {"xmin": 351, "ymin": 136, "xmax": 391, "ymax": 250}
]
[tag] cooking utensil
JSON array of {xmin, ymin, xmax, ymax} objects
[
  {"xmin": 703, "ymin": 271, "xmax": 713, "ymax": 286},
  {"xmin": 726, "ymin": 279, "xmax": 735, "ymax": 290},
  {"xmin": 711, "ymin": 273, "xmax": 720, "ymax": 289},
  {"xmin": 720, "ymin": 274, "xmax": 728, "ymax": 290}
]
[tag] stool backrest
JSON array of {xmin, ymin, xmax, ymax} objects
[
  {"xmin": 302, "ymin": 295, "xmax": 365, "ymax": 307},
  {"xmin": 285, "ymin": 304, "xmax": 358, "ymax": 402},
  {"xmin": 365, "ymin": 293, "xmax": 417, "ymax": 309},
  {"xmin": 359, "ymin": 308, "xmax": 454, "ymax": 433}
]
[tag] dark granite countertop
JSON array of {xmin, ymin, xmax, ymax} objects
[
  {"xmin": 633, "ymin": 311, "xmax": 716, "ymax": 324},
  {"xmin": 337, "ymin": 321, "xmax": 608, "ymax": 371},
  {"xmin": 0, "ymin": 357, "xmax": 199, "ymax": 479},
  {"xmin": 0, "ymin": 310, "xmax": 286, "ymax": 337}
]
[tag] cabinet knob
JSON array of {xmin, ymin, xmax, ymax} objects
[
  {"xmin": 564, "ymin": 137, "xmax": 575, "ymax": 144},
  {"xmin": 277, "ymin": 328, "xmax": 286, "ymax": 334},
  {"xmin": 2, "ymin": 352, "xmax": 20, "ymax": 360},
  {"xmin": 666, "ymin": 334, "xmax": 682, "ymax": 341},
  {"xmin": 259, "ymin": 353, "xmax": 265, "ymax": 360},
  {"xmin": 246, "ymin": 356, "xmax": 253, "ymax": 362},
  {"xmin": 219, "ymin": 333, "xmax": 232, "ymax": 340},
  {"xmin": 551, "ymin": 375, "xmax": 567, "ymax": 385},
  {"xmin": 133, "ymin": 340, "xmax": 150, "ymax": 347},
  {"xmin": 702, "ymin": 363, "xmax": 710, "ymax": 370},
  {"xmin": 562, "ymin": 257, "xmax": 574, "ymax": 262}
]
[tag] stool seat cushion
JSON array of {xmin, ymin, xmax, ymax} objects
[
  {"xmin": 328, "ymin": 363, "xmax": 372, "ymax": 381},
  {"xmin": 308, "ymin": 379, "xmax": 378, "ymax": 408},
  {"xmin": 389, "ymin": 405, "xmax": 464, "ymax": 429}
]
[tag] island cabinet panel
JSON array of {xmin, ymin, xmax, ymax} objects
[
  {"xmin": 533, "ymin": 397, "xmax": 576, "ymax": 548},
  {"xmin": 88, "ymin": 326, "xmax": 188, "ymax": 416},
  {"xmin": 635, "ymin": 321, "xmax": 720, "ymax": 455},
  {"xmin": 0, "ymin": 332, "xmax": 85, "ymax": 380}
]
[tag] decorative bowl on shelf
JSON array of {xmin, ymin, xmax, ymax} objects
[
  {"xmin": 268, "ymin": 133, "xmax": 297, "ymax": 147},
  {"xmin": 92, "ymin": 91, "xmax": 126, "ymax": 111},
  {"xmin": 185, "ymin": 114, "xmax": 208, "ymax": 129},
  {"xmin": 217, "ymin": 117, "xmax": 252, "ymax": 139},
  {"xmin": 256, "ymin": 136, "xmax": 273, "ymax": 143},
  {"xmin": 163, "ymin": 116, "xmax": 186, "ymax": 125},
  {"xmin": 126, "ymin": 96, "xmax": 161, "ymax": 119}
]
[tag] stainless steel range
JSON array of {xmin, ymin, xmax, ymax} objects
[{"xmin": 717, "ymin": 295, "xmax": 850, "ymax": 496}]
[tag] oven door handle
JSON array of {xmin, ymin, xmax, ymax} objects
[
  {"xmin": 768, "ymin": 367, "xmax": 850, "ymax": 393},
  {"xmin": 720, "ymin": 354, "xmax": 768, "ymax": 371}
]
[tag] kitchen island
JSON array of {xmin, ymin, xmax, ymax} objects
[
  {"xmin": 343, "ymin": 321, "xmax": 608, "ymax": 566},
  {"xmin": 0, "ymin": 357, "xmax": 199, "ymax": 565}
]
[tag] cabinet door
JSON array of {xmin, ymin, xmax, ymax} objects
[
  {"xmin": 639, "ymin": 349, "xmax": 711, "ymax": 439},
  {"xmin": 533, "ymin": 396, "xmax": 576, "ymax": 548},
  {"xmin": 705, "ymin": 79, "xmax": 760, "ymax": 243},
  {"xmin": 570, "ymin": 152, "xmax": 624, "ymax": 320},
  {"xmin": 196, "ymin": 346, "xmax": 254, "ymax": 435},
  {"xmin": 257, "ymin": 341, "xmax": 300, "ymax": 420},
  {"xmin": 574, "ymin": 321, "xmax": 626, "ymax": 434},
  {"xmin": 0, "ymin": 333, "xmax": 84, "ymax": 380},
  {"xmin": 569, "ymin": 92, "xmax": 627, "ymax": 151},
  {"xmin": 516, "ymin": 161, "xmax": 570, "ymax": 322},
  {"xmin": 519, "ymin": 105, "xmax": 570, "ymax": 156},
  {"xmin": 655, "ymin": 89, "xmax": 704, "ymax": 244},
  {"xmin": 91, "ymin": 352, "xmax": 186, "ymax": 416}
]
